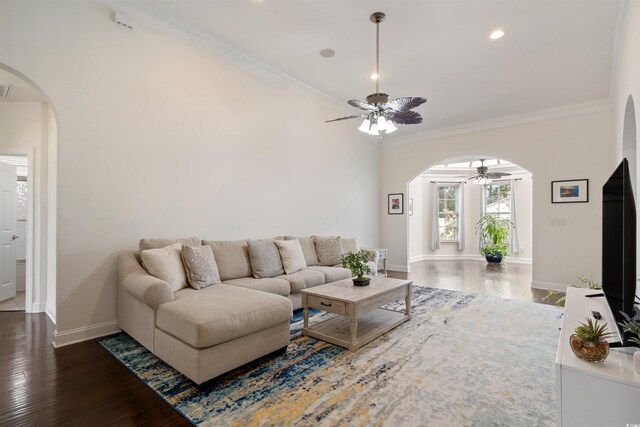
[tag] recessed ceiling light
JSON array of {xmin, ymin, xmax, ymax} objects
[
  {"xmin": 319, "ymin": 48, "xmax": 335, "ymax": 58},
  {"xmin": 489, "ymin": 29, "xmax": 505, "ymax": 40},
  {"xmin": 370, "ymin": 72, "xmax": 381, "ymax": 80}
]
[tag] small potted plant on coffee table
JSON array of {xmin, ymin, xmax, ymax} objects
[
  {"xmin": 342, "ymin": 251, "xmax": 372, "ymax": 286},
  {"xmin": 570, "ymin": 317, "xmax": 614, "ymax": 363}
]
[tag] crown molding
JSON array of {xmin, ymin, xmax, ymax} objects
[
  {"xmin": 381, "ymin": 98, "xmax": 614, "ymax": 149},
  {"xmin": 96, "ymin": 0, "xmax": 345, "ymax": 108}
]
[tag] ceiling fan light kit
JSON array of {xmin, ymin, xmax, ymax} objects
[{"xmin": 325, "ymin": 12, "xmax": 427, "ymax": 140}]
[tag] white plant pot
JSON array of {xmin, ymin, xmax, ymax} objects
[{"xmin": 634, "ymin": 351, "xmax": 640, "ymax": 374}]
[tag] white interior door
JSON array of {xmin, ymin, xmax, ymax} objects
[{"xmin": 0, "ymin": 162, "xmax": 18, "ymax": 303}]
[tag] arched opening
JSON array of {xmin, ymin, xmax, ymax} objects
[
  {"xmin": 0, "ymin": 64, "xmax": 57, "ymax": 322},
  {"xmin": 407, "ymin": 155, "xmax": 533, "ymax": 299},
  {"xmin": 622, "ymin": 95, "xmax": 637, "ymax": 189},
  {"xmin": 622, "ymin": 95, "xmax": 638, "ymax": 276}
]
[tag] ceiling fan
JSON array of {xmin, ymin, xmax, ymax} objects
[
  {"xmin": 325, "ymin": 12, "xmax": 427, "ymax": 139},
  {"xmin": 467, "ymin": 159, "xmax": 511, "ymax": 183}
]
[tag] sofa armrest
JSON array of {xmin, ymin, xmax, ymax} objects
[
  {"xmin": 360, "ymin": 248, "xmax": 380, "ymax": 265},
  {"xmin": 118, "ymin": 252, "xmax": 174, "ymax": 309}
]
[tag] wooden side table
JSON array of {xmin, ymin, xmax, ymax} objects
[
  {"xmin": 377, "ymin": 248, "xmax": 388, "ymax": 276},
  {"xmin": 362, "ymin": 247, "xmax": 388, "ymax": 276}
]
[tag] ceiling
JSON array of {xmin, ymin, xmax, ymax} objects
[
  {"xmin": 421, "ymin": 156, "xmax": 529, "ymax": 178},
  {"xmin": 131, "ymin": 0, "xmax": 624, "ymax": 138}
]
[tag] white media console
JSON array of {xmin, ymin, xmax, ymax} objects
[{"xmin": 556, "ymin": 287, "xmax": 640, "ymax": 426}]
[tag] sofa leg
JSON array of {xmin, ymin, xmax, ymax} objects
[{"xmin": 272, "ymin": 346, "xmax": 288, "ymax": 356}]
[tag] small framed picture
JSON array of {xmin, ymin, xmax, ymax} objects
[
  {"xmin": 388, "ymin": 193, "xmax": 404, "ymax": 215},
  {"xmin": 408, "ymin": 198, "xmax": 414, "ymax": 216},
  {"xmin": 551, "ymin": 179, "xmax": 589, "ymax": 203}
]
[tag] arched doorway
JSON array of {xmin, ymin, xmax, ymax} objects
[
  {"xmin": 0, "ymin": 64, "xmax": 57, "ymax": 321},
  {"xmin": 622, "ymin": 95, "xmax": 637, "ymax": 188},
  {"xmin": 407, "ymin": 155, "xmax": 534, "ymax": 300}
]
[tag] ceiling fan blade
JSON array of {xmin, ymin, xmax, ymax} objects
[
  {"xmin": 325, "ymin": 114, "xmax": 364, "ymax": 123},
  {"xmin": 391, "ymin": 110, "xmax": 423, "ymax": 125},
  {"xmin": 466, "ymin": 175, "xmax": 481, "ymax": 182},
  {"xmin": 487, "ymin": 172, "xmax": 511, "ymax": 178},
  {"xmin": 382, "ymin": 97, "xmax": 427, "ymax": 112},
  {"xmin": 348, "ymin": 99, "xmax": 377, "ymax": 111}
]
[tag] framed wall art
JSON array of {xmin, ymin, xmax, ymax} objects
[
  {"xmin": 388, "ymin": 193, "xmax": 404, "ymax": 215},
  {"xmin": 551, "ymin": 179, "xmax": 589, "ymax": 203}
]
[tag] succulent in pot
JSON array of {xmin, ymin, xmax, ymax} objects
[
  {"xmin": 341, "ymin": 251, "xmax": 372, "ymax": 286},
  {"xmin": 570, "ymin": 317, "xmax": 614, "ymax": 363}
]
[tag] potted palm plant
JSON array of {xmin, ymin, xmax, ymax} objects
[
  {"xmin": 341, "ymin": 251, "xmax": 372, "ymax": 286},
  {"xmin": 475, "ymin": 214, "xmax": 512, "ymax": 263}
]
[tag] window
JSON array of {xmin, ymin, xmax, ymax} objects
[
  {"xmin": 483, "ymin": 183, "xmax": 512, "ymax": 239},
  {"xmin": 438, "ymin": 185, "xmax": 459, "ymax": 241}
]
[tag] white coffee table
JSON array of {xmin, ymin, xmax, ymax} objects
[{"xmin": 301, "ymin": 276, "xmax": 411, "ymax": 352}]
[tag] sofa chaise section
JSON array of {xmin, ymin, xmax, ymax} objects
[{"xmin": 118, "ymin": 251, "xmax": 293, "ymax": 384}]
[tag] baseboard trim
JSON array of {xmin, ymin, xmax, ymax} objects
[
  {"xmin": 531, "ymin": 281, "xmax": 567, "ymax": 292},
  {"xmin": 28, "ymin": 301, "xmax": 46, "ymax": 313},
  {"xmin": 52, "ymin": 320, "xmax": 121, "ymax": 348},
  {"xmin": 409, "ymin": 254, "xmax": 532, "ymax": 265},
  {"xmin": 387, "ymin": 263, "xmax": 409, "ymax": 273},
  {"xmin": 45, "ymin": 303, "xmax": 56, "ymax": 325}
]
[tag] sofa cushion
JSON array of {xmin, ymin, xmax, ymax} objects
[
  {"xmin": 284, "ymin": 236, "xmax": 319, "ymax": 266},
  {"xmin": 139, "ymin": 237, "xmax": 201, "ymax": 252},
  {"xmin": 307, "ymin": 266, "xmax": 352, "ymax": 283},
  {"xmin": 204, "ymin": 240, "xmax": 252, "ymax": 281},
  {"xmin": 158, "ymin": 284, "xmax": 292, "ymax": 349},
  {"xmin": 277, "ymin": 269, "xmax": 325, "ymax": 293},
  {"xmin": 222, "ymin": 277, "xmax": 290, "ymax": 296},
  {"xmin": 247, "ymin": 239, "xmax": 284, "ymax": 279},
  {"xmin": 275, "ymin": 239, "xmax": 307, "ymax": 274},
  {"xmin": 140, "ymin": 243, "xmax": 188, "ymax": 292},
  {"xmin": 181, "ymin": 244, "xmax": 220, "ymax": 289},
  {"xmin": 313, "ymin": 235, "xmax": 344, "ymax": 266}
]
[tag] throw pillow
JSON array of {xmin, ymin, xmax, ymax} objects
[
  {"xmin": 313, "ymin": 235, "xmax": 344, "ymax": 266},
  {"xmin": 285, "ymin": 236, "xmax": 319, "ymax": 266},
  {"xmin": 275, "ymin": 239, "xmax": 307, "ymax": 275},
  {"xmin": 181, "ymin": 244, "xmax": 221, "ymax": 289},
  {"xmin": 247, "ymin": 239, "xmax": 285, "ymax": 279},
  {"xmin": 140, "ymin": 243, "xmax": 188, "ymax": 292}
]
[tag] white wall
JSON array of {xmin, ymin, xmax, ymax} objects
[
  {"xmin": 0, "ymin": 101, "xmax": 51, "ymax": 310},
  {"xmin": 382, "ymin": 110, "xmax": 616, "ymax": 289},
  {"xmin": 0, "ymin": 1, "xmax": 380, "ymax": 345},
  {"xmin": 615, "ymin": 1, "xmax": 640, "ymax": 285},
  {"xmin": 409, "ymin": 172, "xmax": 533, "ymax": 263}
]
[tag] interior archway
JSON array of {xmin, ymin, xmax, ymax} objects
[
  {"xmin": 0, "ymin": 63, "xmax": 57, "ymax": 321},
  {"xmin": 622, "ymin": 95, "xmax": 637, "ymax": 189},
  {"xmin": 406, "ymin": 155, "xmax": 534, "ymax": 300}
]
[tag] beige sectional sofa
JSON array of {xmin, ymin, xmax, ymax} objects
[{"xmin": 118, "ymin": 235, "xmax": 377, "ymax": 384}]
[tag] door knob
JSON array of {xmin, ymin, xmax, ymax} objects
[{"xmin": 10, "ymin": 235, "xmax": 18, "ymax": 241}]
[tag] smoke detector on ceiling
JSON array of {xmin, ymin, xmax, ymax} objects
[{"xmin": 0, "ymin": 83, "xmax": 11, "ymax": 99}]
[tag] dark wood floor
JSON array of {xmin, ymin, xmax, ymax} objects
[
  {"xmin": 0, "ymin": 312, "xmax": 189, "ymax": 426},
  {"xmin": 0, "ymin": 260, "xmax": 561, "ymax": 425}
]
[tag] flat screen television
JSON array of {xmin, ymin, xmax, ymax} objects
[{"xmin": 602, "ymin": 158, "xmax": 637, "ymax": 346}]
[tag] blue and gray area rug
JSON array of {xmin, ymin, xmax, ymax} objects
[{"xmin": 99, "ymin": 286, "xmax": 562, "ymax": 426}]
